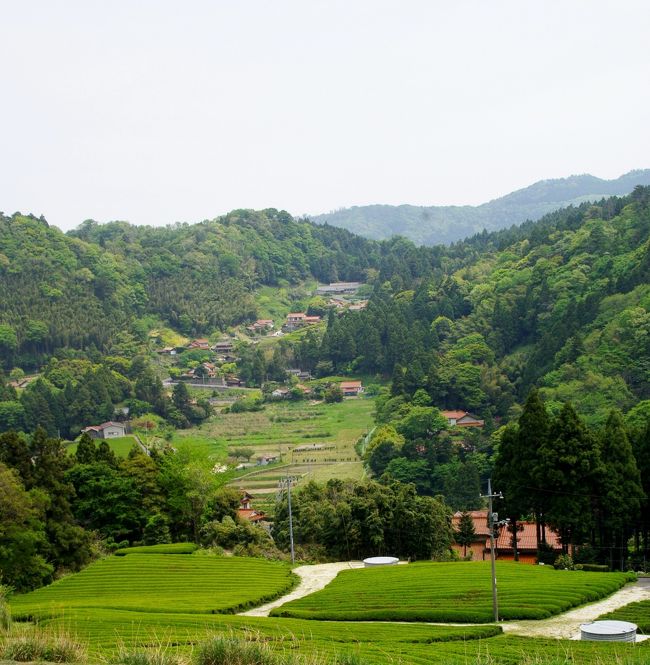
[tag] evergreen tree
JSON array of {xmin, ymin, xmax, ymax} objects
[
  {"xmin": 598, "ymin": 410, "xmax": 644, "ymax": 569},
  {"xmin": 537, "ymin": 403, "xmax": 600, "ymax": 553},
  {"xmin": 455, "ymin": 511, "xmax": 476, "ymax": 558}
]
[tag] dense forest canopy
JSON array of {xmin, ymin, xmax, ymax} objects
[{"xmin": 2, "ymin": 187, "xmax": 650, "ymax": 426}]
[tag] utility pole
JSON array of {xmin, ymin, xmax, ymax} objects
[
  {"xmin": 482, "ymin": 478, "xmax": 504, "ymax": 623},
  {"xmin": 278, "ymin": 476, "xmax": 297, "ymax": 564}
]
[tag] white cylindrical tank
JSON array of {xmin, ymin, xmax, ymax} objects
[
  {"xmin": 580, "ymin": 620, "xmax": 637, "ymax": 642},
  {"xmin": 363, "ymin": 556, "xmax": 399, "ymax": 567}
]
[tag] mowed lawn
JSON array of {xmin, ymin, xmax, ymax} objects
[
  {"xmin": 271, "ymin": 561, "xmax": 634, "ymax": 623},
  {"xmin": 11, "ymin": 553, "xmax": 296, "ymax": 616},
  {"xmin": 66, "ymin": 435, "xmax": 141, "ymax": 458}
]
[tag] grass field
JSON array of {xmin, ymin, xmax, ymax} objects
[
  {"xmin": 601, "ymin": 599, "xmax": 650, "ymax": 633},
  {"xmin": 66, "ymin": 435, "xmax": 141, "ymax": 458},
  {"xmin": 7, "ymin": 555, "xmax": 648, "ymax": 664},
  {"xmin": 11, "ymin": 554, "xmax": 296, "ymax": 617},
  {"xmin": 13, "ymin": 609, "xmax": 650, "ymax": 664},
  {"xmin": 270, "ymin": 561, "xmax": 635, "ymax": 623}
]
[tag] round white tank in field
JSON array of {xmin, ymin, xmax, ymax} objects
[
  {"xmin": 580, "ymin": 620, "xmax": 638, "ymax": 642},
  {"xmin": 363, "ymin": 556, "xmax": 399, "ymax": 567}
]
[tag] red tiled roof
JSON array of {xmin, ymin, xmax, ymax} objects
[
  {"xmin": 452, "ymin": 510, "xmax": 491, "ymax": 537},
  {"xmin": 491, "ymin": 522, "xmax": 561, "ymax": 552},
  {"xmin": 340, "ymin": 381, "xmax": 362, "ymax": 389},
  {"xmin": 441, "ymin": 410, "xmax": 468, "ymax": 419}
]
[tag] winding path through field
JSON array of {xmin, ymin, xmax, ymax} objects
[
  {"xmin": 239, "ymin": 562, "xmax": 650, "ymax": 641},
  {"xmin": 239, "ymin": 561, "xmax": 364, "ymax": 616},
  {"xmin": 502, "ymin": 578, "xmax": 650, "ymax": 639}
]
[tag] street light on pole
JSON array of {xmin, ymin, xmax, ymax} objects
[{"xmin": 481, "ymin": 478, "xmax": 506, "ymax": 623}]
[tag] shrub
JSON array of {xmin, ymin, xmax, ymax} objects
[
  {"xmin": 112, "ymin": 645, "xmax": 182, "ymax": 665},
  {"xmin": 554, "ymin": 554, "xmax": 575, "ymax": 570},
  {"xmin": 0, "ymin": 585, "xmax": 12, "ymax": 632},
  {"xmin": 581, "ymin": 564, "xmax": 610, "ymax": 573},
  {"xmin": 194, "ymin": 636, "xmax": 281, "ymax": 665},
  {"xmin": 2, "ymin": 631, "xmax": 86, "ymax": 663}
]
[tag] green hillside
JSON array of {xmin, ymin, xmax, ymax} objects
[{"xmin": 311, "ymin": 169, "xmax": 650, "ymax": 245}]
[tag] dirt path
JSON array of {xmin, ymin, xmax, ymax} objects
[
  {"xmin": 239, "ymin": 561, "xmax": 364, "ymax": 617},
  {"xmin": 502, "ymin": 581, "xmax": 650, "ymax": 639}
]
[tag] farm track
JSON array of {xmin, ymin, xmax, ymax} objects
[
  {"xmin": 239, "ymin": 562, "xmax": 365, "ymax": 616},
  {"xmin": 502, "ymin": 581, "xmax": 650, "ymax": 639},
  {"xmin": 241, "ymin": 562, "xmax": 650, "ymax": 640}
]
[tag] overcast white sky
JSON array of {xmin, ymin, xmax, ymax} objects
[{"xmin": 2, "ymin": 1, "xmax": 649, "ymax": 231}]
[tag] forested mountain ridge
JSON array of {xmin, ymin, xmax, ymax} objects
[
  {"xmin": 311, "ymin": 169, "xmax": 650, "ymax": 245},
  {"xmin": 307, "ymin": 187, "xmax": 650, "ymax": 424},
  {"xmin": 0, "ymin": 209, "xmax": 443, "ymax": 369},
  {"xmin": 2, "ymin": 188, "xmax": 650, "ymax": 427}
]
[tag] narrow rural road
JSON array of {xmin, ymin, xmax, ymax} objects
[
  {"xmin": 240, "ymin": 561, "xmax": 650, "ymax": 641},
  {"xmin": 502, "ymin": 580, "xmax": 650, "ymax": 639},
  {"xmin": 239, "ymin": 561, "xmax": 364, "ymax": 617}
]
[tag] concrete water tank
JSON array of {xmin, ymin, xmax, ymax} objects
[
  {"xmin": 363, "ymin": 556, "xmax": 399, "ymax": 567},
  {"xmin": 580, "ymin": 620, "xmax": 638, "ymax": 642}
]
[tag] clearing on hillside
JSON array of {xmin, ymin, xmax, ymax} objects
[
  {"xmin": 66, "ymin": 435, "xmax": 141, "ymax": 458},
  {"xmin": 270, "ymin": 561, "xmax": 634, "ymax": 623}
]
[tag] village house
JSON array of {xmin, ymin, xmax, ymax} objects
[
  {"xmin": 339, "ymin": 380, "xmax": 364, "ymax": 397},
  {"xmin": 286, "ymin": 368, "xmax": 312, "ymax": 380},
  {"xmin": 441, "ymin": 410, "xmax": 485, "ymax": 428},
  {"xmin": 213, "ymin": 340, "xmax": 234, "ymax": 353},
  {"xmin": 237, "ymin": 492, "xmax": 267, "ymax": 523},
  {"xmin": 257, "ymin": 454, "xmax": 280, "ymax": 466},
  {"xmin": 272, "ymin": 387, "xmax": 290, "ymax": 398},
  {"xmin": 187, "ymin": 338, "xmax": 210, "ymax": 350},
  {"xmin": 315, "ymin": 282, "xmax": 363, "ymax": 296},
  {"xmin": 452, "ymin": 510, "xmax": 562, "ymax": 563},
  {"xmin": 246, "ymin": 319, "xmax": 274, "ymax": 334},
  {"xmin": 155, "ymin": 347, "xmax": 177, "ymax": 355},
  {"xmin": 81, "ymin": 421, "xmax": 127, "ymax": 440}
]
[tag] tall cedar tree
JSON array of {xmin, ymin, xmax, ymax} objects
[
  {"xmin": 632, "ymin": 421, "xmax": 650, "ymax": 560},
  {"xmin": 515, "ymin": 389, "xmax": 550, "ymax": 548},
  {"xmin": 598, "ymin": 410, "xmax": 644, "ymax": 569},
  {"xmin": 537, "ymin": 403, "xmax": 600, "ymax": 553}
]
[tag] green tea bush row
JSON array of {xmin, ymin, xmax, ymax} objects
[
  {"xmin": 12, "ymin": 555, "xmax": 297, "ymax": 617},
  {"xmin": 115, "ymin": 543, "xmax": 198, "ymax": 556},
  {"xmin": 601, "ymin": 599, "xmax": 650, "ymax": 632}
]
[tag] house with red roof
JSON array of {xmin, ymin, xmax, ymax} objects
[
  {"xmin": 441, "ymin": 410, "xmax": 484, "ymax": 428},
  {"xmin": 339, "ymin": 380, "xmax": 364, "ymax": 396},
  {"xmin": 452, "ymin": 510, "xmax": 562, "ymax": 563},
  {"xmin": 237, "ymin": 492, "xmax": 267, "ymax": 523}
]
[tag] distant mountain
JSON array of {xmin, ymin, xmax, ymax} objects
[{"xmin": 310, "ymin": 170, "xmax": 650, "ymax": 245}]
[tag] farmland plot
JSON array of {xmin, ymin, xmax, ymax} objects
[{"xmin": 271, "ymin": 561, "xmax": 635, "ymax": 623}]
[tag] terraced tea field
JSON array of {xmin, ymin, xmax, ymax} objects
[
  {"xmin": 11, "ymin": 553, "xmax": 296, "ymax": 616},
  {"xmin": 19, "ymin": 608, "xmax": 650, "ymax": 664},
  {"xmin": 8, "ymin": 552, "xmax": 647, "ymax": 665},
  {"xmin": 601, "ymin": 598, "xmax": 650, "ymax": 632},
  {"xmin": 271, "ymin": 561, "xmax": 635, "ymax": 622}
]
